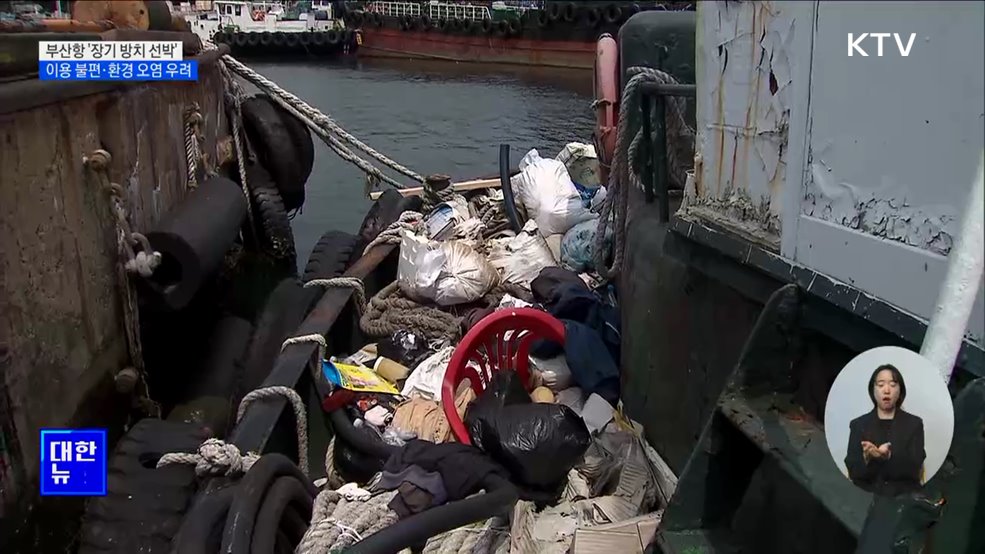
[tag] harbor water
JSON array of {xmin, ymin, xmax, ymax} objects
[{"xmin": 243, "ymin": 59, "xmax": 595, "ymax": 269}]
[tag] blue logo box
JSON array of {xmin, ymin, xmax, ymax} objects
[{"xmin": 40, "ymin": 428, "xmax": 108, "ymax": 496}]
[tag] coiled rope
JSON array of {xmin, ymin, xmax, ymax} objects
[
  {"xmin": 594, "ymin": 67, "xmax": 695, "ymax": 280},
  {"xmin": 157, "ymin": 385, "xmax": 310, "ymax": 476},
  {"xmin": 296, "ymin": 489, "xmax": 401, "ymax": 553},
  {"xmin": 361, "ymin": 210, "xmax": 423, "ymax": 255},
  {"xmin": 220, "ymin": 55, "xmax": 424, "ymax": 187}
]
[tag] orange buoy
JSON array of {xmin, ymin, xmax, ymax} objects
[{"xmin": 593, "ymin": 33, "xmax": 619, "ymax": 185}]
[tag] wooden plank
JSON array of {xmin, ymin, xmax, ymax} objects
[{"xmin": 368, "ymin": 177, "xmax": 501, "ymax": 200}]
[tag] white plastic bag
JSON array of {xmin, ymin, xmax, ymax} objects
[
  {"xmin": 398, "ymin": 231, "xmax": 500, "ymax": 306},
  {"xmin": 530, "ymin": 355, "xmax": 574, "ymax": 391},
  {"xmin": 486, "ymin": 220, "xmax": 558, "ymax": 288},
  {"xmin": 510, "ymin": 149, "xmax": 597, "ymax": 236}
]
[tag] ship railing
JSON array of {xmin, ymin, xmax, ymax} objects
[
  {"xmin": 427, "ymin": 3, "xmax": 492, "ymax": 21},
  {"xmin": 366, "ymin": 1, "xmax": 422, "ymax": 17}
]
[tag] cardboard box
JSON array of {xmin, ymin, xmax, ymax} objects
[{"xmin": 570, "ymin": 513, "xmax": 661, "ymax": 553}]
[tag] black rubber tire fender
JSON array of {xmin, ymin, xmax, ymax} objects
[
  {"xmin": 272, "ymin": 31, "xmax": 286, "ymax": 47},
  {"xmin": 623, "ymin": 3, "xmax": 642, "ymax": 21},
  {"xmin": 299, "ymin": 32, "xmax": 312, "ymax": 46},
  {"xmin": 312, "ymin": 31, "xmax": 327, "ymax": 47},
  {"xmin": 259, "ymin": 32, "xmax": 273, "ymax": 47},
  {"xmin": 535, "ymin": 9, "xmax": 550, "ymax": 28},
  {"xmin": 241, "ymin": 95, "xmax": 308, "ymax": 211},
  {"xmin": 285, "ymin": 32, "xmax": 300, "ymax": 48},
  {"xmin": 547, "ymin": 2, "xmax": 562, "ymax": 21},
  {"xmin": 374, "ymin": 12, "xmax": 384, "ymax": 27},
  {"xmin": 494, "ymin": 19, "xmax": 509, "ymax": 37},
  {"xmin": 77, "ymin": 419, "xmax": 210, "ymax": 554},
  {"xmin": 409, "ymin": 16, "xmax": 422, "ymax": 31},
  {"xmin": 561, "ymin": 2, "xmax": 577, "ymax": 22},
  {"xmin": 398, "ymin": 14, "xmax": 409, "ymax": 30},
  {"xmin": 584, "ymin": 7, "xmax": 602, "ymax": 27},
  {"xmin": 233, "ymin": 32, "xmax": 248, "ymax": 47},
  {"xmin": 239, "ymin": 162, "xmax": 297, "ymax": 266},
  {"xmin": 303, "ymin": 230, "xmax": 359, "ymax": 282},
  {"xmin": 213, "ymin": 31, "xmax": 227, "ymax": 44},
  {"xmin": 326, "ymin": 29, "xmax": 340, "ymax": 45},
  {"xmin": 436, "ymin": 17, "xmax": 448, "ymax": 31},
  {"xmin": 246, "ymin": 32, "xmax": 261, "ymax": 47},
  {"xmin": 507, "ymin": 18, "xmax": 521, "ymax": 35},
  {"xmin": 480, "ymin": 18, "xmax": 493, "ymax": 34},
  {"xmin": 603, "ymin": 3, "xmax": 621, "ymax": 24},
  {"xmin": 356, "ymin": 188, "xmax": 424, "ymax": 254},
  {"xmin": 420, "ymin": 15, "xmax": 432, "ymax": 30}
]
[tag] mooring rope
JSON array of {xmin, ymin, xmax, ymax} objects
[
  {"xmin": 157, "ymin": 385, "xmax": 309, "ymax": 476},
  {"xmin": 220, "ymin": 55, "xmax": 425, "ymax": 185},
  {"xmin": 361, "ymin": 210, "xmax": 423, "ymax": 255},
  {"xmin": 296, "ymin": 489, "xmax": 400, "ymax": 553},
  {"xmin": 183, "ymin": 103, "xmax": 204, "ymax": 189},
  {"xmin": 594, "ymin": 67, "xmax": 695, "ymax": 280},
  {"xmin": 218, "ymin": 60, "xmax": 256, "ymax": 229}
]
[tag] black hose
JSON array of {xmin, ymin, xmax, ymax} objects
[
  {"xmin": 250, "ymin": 476, "xmax": 315, "ymax": 554},
  {"xmin": 220, "ymin": 454, "xmax": 317, "ymax": 554},
  {"xmin": 173, "ymin": 486, "xmax": 238, "ymax": 554},
  {"xmin": 347, "ymin": 474, "xmax": 519, "ymax": 554},
  {"xmin": 499, "ymin": 144, "xmax": 523, "ymax": 232},
  {"xmin": 329, "ymin": 409, "xmax": 399, "ymax": 460}
]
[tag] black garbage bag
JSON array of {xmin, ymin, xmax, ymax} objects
[
  {"xmin": 377, "ymin": 329, "xmax": 430, "ymax": 368},
  {"xmin": 465, "ymin": 372, "xmax": 591, "ymax": 491}
]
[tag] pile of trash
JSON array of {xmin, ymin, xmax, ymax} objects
[{"xmin": 311, "ymin": 142, "xmax": 670, "ymax": 552}]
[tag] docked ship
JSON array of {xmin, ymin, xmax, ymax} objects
[
  {"xmin": 186, "ymin": 0, "xmax": 358, "ymax": 56},
  {"xmin": 342, "ymin": 0, "xmax": 693, "ymax": 69}
]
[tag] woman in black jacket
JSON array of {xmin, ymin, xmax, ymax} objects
[{"xmin": 845, "ymin": 364, "xmax": 926, "ymax": 496}]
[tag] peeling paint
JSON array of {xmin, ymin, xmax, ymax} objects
[
  {"xmin": 803, "ymin": 160, "xmax": 956, "ymax": 255},
  {"xmin": 694, "ymin": 0, "xmax": 795, "ymax": 244}
]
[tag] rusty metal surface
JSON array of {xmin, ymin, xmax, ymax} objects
[
  {"xmin": 0, "ymin": 58, "xmax": 228, "ymax": 507},
  {"xmin": 686, "ymin": 1, "xmax": 796, "ymax": 250}
]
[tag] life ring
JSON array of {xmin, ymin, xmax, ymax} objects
[
  {"xmin": 494, "ymin": 19, "xmax": 508, "ymax": 37},
  {"xmin": 535, "ymin": 10, "xmax": 550, "ymax": 28},
  {"xmin": 547, "ymin": 3, "xmax": 561, "ymax": 21},
  {"xmin": 561, "ymin": 3, "xmax": 577, "ymax": 23},
  {"xmin": 506, "ymin": 18, "xmax": 521, "ymax": 35},
  {"xmin": 480, "ymin": 18, "xmax": 493, "ymax": 34},
  {"xmin": 584, "ymin": 7, "xmax": 601, "ymax": 27},
  {"xmin": 602, "ymin": 3, "xmax": 621, "ymax": 24},
  {"xmin": 594, "ymin": 33, "xmax": 619, "ymax": 185}
]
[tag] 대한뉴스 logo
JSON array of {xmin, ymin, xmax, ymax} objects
[{"xmin": 848, "ymin": 33, "xmax": 917, "ymax": 57}]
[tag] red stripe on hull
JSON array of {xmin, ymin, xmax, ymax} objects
[{"xmin": 358, "ymin": 28, "xmax": 595, "ymax": 70}]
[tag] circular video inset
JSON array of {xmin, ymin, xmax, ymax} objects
[{"xmin": 824, "ymin": 346, "xmax": 954, "ymax": 497}]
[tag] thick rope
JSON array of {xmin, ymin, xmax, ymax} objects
[
  {"xmin": 218, "ymin": 60, "xmax": 256, "ymax": 229},
  {"xmin": 183, "ymin": 103, "xmax": 204, "ymax": 189},
  {"xmin": 264, "ymin": 91, "xmax": 410, "ymax": 191},
  {"xmin": 304, "ymin": 277, "xmax": 367, "ymax": 312},
  {"xmin": 221, "ymin": 55, "xmax": 425, "ymax": 184},
  {"xmin": 360, "ymin": 281, "xmax": 462, "ymax": 342},
  {"xmin": 362, "ymin": 210, "xmax": 424, "ymax": 255},
  {"xmin": 158, "ymin": 385, "xmax": 310, "ymax": 476},
  {"xmin": 295, "ymin": 490, "xmax": 400, "ymax": 554},
  {"xmin": 594, "ymin": 67, "xmax": 695, "ymax": 279},
  {"xmin": 83, "ymin": 150, "xmax": 160, "ymax": 418}
]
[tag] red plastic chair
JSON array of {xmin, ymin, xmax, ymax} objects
[{"xmin": 441, "ymin": 307, "xmax": 566, "ymax": 445}]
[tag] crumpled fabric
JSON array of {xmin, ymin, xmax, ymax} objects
[{"xmin": 390, "ymin": 385, "xmax": 476, "ymax": 443}]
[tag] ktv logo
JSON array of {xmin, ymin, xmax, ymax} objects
[{"xmin": 847, "ymin": 33, "xmax": 917, "ymax": 57}]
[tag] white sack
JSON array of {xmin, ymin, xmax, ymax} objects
[
  {"xmin": 397, "ymin": 231, "xmax": 500, "ymax": 306},
  {"xmin": 510, "ymin": 149, "xmax": 596, "ymax": 236},
  {"xmin": 486, "ymin": 219, "xmax": 557, "ymax": 288}
]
